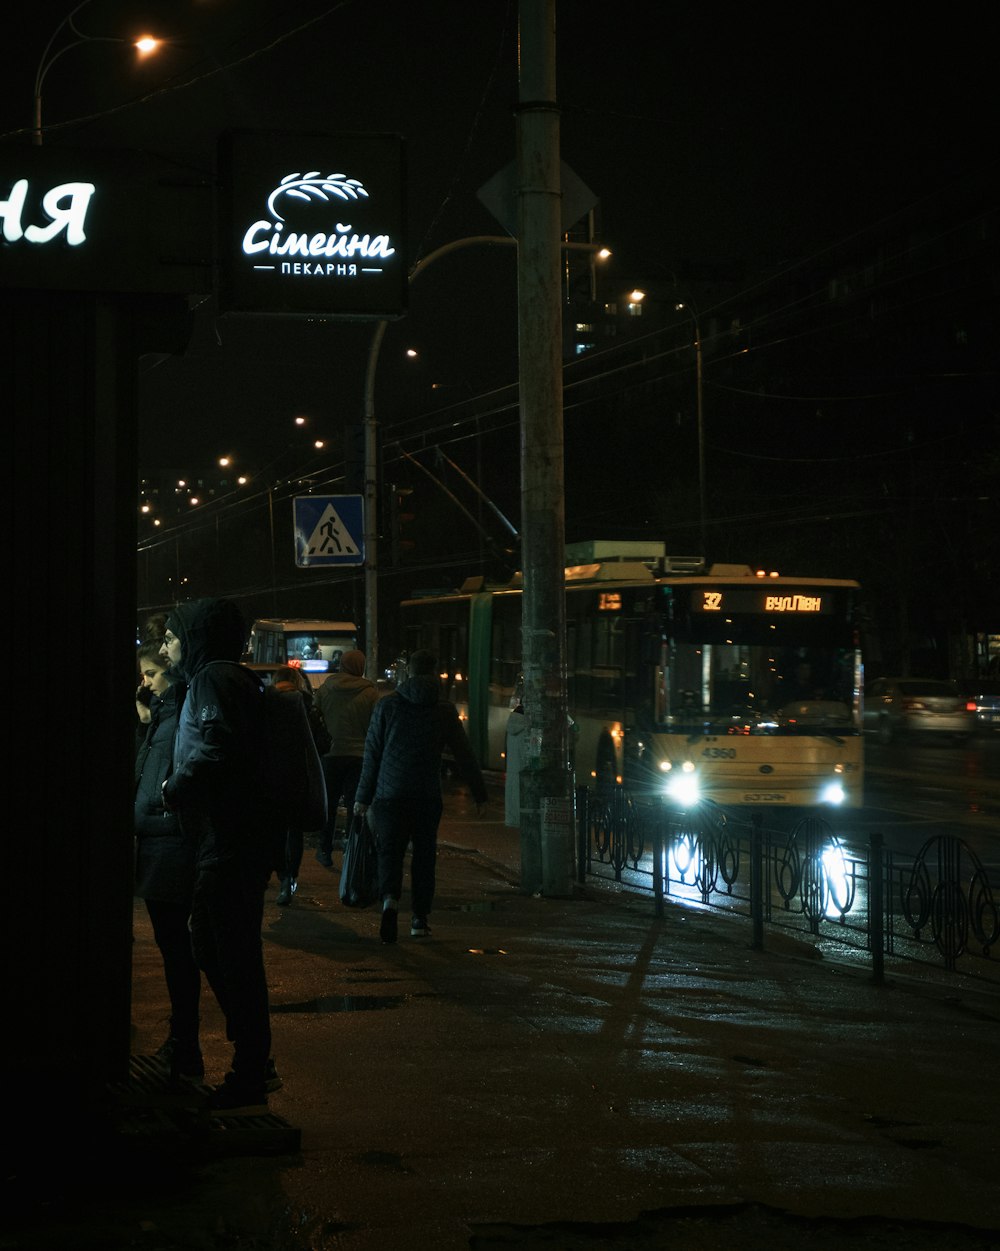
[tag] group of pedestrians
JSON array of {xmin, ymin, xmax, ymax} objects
[{"xmin": 132, "ymin": 596, "xmax": 487, "ymax": 1114}]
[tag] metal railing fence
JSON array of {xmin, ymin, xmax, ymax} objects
[{"xmin": 576, "ymin": 784, "xmax": 999, "ymax": 986}]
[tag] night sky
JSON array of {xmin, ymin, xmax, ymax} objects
[{"xmin": 1, "ymin": 1, "xmax": 995, "ymax": 608}]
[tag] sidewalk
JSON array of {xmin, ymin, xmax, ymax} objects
[{"xmin": 10, "ymin": 785, "xmax": 1000, "ymax": 1250}]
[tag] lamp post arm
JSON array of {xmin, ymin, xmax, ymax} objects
[
  {"xmin": 31, "ymin": 0, "xmax": 150, "ymax": 145},
  {"xmin": 33, "ymin": 0, "xmax": 127, "ymax": 145},
  {"xmin": 35, "ymin": 2, "xmax": 93, "ymax": 97}
]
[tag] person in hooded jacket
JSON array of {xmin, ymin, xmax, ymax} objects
[
  {"xmin": 353, "ymin": 649, "xmax": 487, "ymax": 944},
  {"xmin": 134, "ymin": 640, "xmax": 202, "ymax": 1081},
  {"xmin": 314, "ymin": 649, "xmax": 379, "ymax": 866},
  {"xmin": 160, "ymin": 597, "xmax": 277, "ymax": 1113}
]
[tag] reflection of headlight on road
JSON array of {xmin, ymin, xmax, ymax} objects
[
  {"xmin": 666, "ymin": 773, "xmax": 701, "ymax": 808},
  {"xmin": 820, "ymin": 781, "xmax": 846, "ymax": 805},
  {"xmin": 820, "ymin": 841, "xmax": 851, "ymax": 915}
]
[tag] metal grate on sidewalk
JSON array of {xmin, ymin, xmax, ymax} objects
[{"xmin": 106, "ymin": 1055, "xmax": 301, "ymax": 1156}]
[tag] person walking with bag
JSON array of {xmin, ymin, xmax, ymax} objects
[
  {"xmin": 314, "ymin": 650, "xmax": 379, "ymax": 866},
  {"xmin": 353, "ymin": 649, "xmax": 487, "ymax": 944}
]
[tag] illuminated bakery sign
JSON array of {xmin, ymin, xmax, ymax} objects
[
  {"xmin": 0, "ymin": 148, "xmax": 206, "ymax": 295},
  {"xmin": 1, "ymin": 178, "xmax": 95, "ymax": 248},
  {"xmin": 219, "ymin": 130, "xmax": 406, "ymax": 319}
]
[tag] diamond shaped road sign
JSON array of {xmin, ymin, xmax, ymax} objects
[{"xmin": 477, "ymin": 160, "xmax": 597, "ymax": 237}]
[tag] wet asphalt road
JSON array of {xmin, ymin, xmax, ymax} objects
[{"xmin": 9, "ymin": 779, "xmax": 1000, "ymax": 1251}]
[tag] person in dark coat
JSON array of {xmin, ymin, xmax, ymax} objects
[
  {"xmin": 354, "ymin": 649, "xmax": 487, "ymax": 944},
  {"xmin": 134, "ymin": 641, "xmax": 202, "ymax": 1081},
  {"xmin": 314, "ymin": 649, "xmax": 379, "ymax": 866},
  {"xmin": 271, "ymin": 665, "xmax": 326, "ymax": 905},
  {"xmin": 161, "ymin": 597, "xmax": 277, "ymax": 1113}
]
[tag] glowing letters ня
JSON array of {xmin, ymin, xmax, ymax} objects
[{"xmin": 0, "ymin": 179, "xmax": 96, "ymax": 247}]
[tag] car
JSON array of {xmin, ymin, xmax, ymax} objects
[
  {"xmin": 956, "ymin": 678, "xmax": 1000, "ymax": 733},
  {"xmin": 863, "ymin": 677, "xmax": 976, "ymax": 744}
]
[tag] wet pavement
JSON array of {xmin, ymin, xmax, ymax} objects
[{"xmin": 8, "ymin": 783, "xmax": 1000, "ymax": 1250}]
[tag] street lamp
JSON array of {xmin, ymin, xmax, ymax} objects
[
  {"xmin": 33, "ymin": 1, "xmax": 161, "ymax": 145},
  {"xmin": 676, "ymin": 301, "xmax": 706, "ymax": 557}
]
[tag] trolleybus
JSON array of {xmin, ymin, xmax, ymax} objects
[{"xmin": 399, "ymin": 542, "xmax": 864, "ymax": 809}]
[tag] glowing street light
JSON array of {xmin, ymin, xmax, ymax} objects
[{"xmin": 33, "ymin": 2, "xmax": 163, "ymax": 145}]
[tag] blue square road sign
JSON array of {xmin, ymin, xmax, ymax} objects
[{"xmin": 294, "ymin": 495, "xmax": 365, "ymax": 567}]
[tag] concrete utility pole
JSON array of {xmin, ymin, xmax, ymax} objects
[
  {"xmin": 362, "ymin": 319, "xmax": 387, "ymax": 681},
  {"xmin": 516, "ymin": 0, "xmax": 573, "ymax": 895}
]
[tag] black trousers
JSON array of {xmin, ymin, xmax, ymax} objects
[
  {"xmin": 144, "ymin": 897, "xmax": 200, "ymax": 1045},
  {"xmin": 372, "ymin": 795, "xmax": 443, "ymax": 919},
  {"xmin": 319, "ymin": 755, "xmax": 363, "ymax": 852},
  {"xmin": 189, "ymin": 862, "xmax": 271, "ymax": 1087},
  {"xmin": 282, "ymin": 828, "xmax": 304, "ymax": 879}
]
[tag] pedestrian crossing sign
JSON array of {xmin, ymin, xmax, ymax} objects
[{"xmin": 293, "ymin": 495, "xmax": 365, "ymax": 567}]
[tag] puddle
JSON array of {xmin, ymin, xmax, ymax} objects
[
  {"xmin": 273, "ymin": 995, "xmax": 408, "ymax": 1013},
  {"xmin": 466, "ymin": 948, "xmax": 509, "ymax": 957}
]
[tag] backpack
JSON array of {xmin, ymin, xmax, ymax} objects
[{"xmin": 260, "ymin": 683, "xmax": 328, "ymax": 833}]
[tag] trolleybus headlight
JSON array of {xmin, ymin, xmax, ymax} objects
[
  {"xmin": 665, "ymin": 769, "xmax": 701, "ymax": 809},
  {"xmin": 820, "ymin": 780, "xmax": 846, "ymax": 805}
]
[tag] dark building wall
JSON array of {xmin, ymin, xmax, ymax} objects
[{"xmin": 2, "ymin": 290, "xmax": 140, "ymax": 1137}]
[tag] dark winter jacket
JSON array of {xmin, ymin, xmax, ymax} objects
[
  {"xmin": 315, "ymin": 671, "xmax": 379, "ymax": 757},
  {"xmin": 161, "ymin": 598, "xmax": 272, "ymax": 872},
  {"xmin": 134, "ymin": 681, "xmax": 196, "ymax": 904},
  {"xmin": 355, "ymin": 673, "xmax": 487, "ymax": 805}
]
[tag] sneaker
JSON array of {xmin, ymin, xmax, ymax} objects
[
  {"xmin": 410, "ymin": 916, "xmax": 431, "ymax": 938},
  {"xmin": 206, "ymin": 1074, "xmax": 268, "ymax": 1115},
  {"xmin": 156, "ymin": 1036, "xmax": 204, "ymax": 1081},
  {"xmin": 379, "ymin": 905, "xmax": 398, "ymax": 944},
  {"xmin": 315, "ymin": 848, "xmax": 333, "ymax": 868},
  {"xmin": 264, "ymin": 1058, "xmax": 283, "ymax": 1093},
  {"xmin": 275, "ymin": 877, "xmax": 296, "ymax": 906}
]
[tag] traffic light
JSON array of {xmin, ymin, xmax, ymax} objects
[
  {"xmin": 389, "ymin": 484, "xmax": 415, "ymax": 563},
  {"xmin": 343, "ymin": 421, "xmax": 367, "ymax": 495}
]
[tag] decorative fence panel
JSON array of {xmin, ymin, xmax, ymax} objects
[{"xmin": 576, "ymin": 785, "xmax": 999, "ymax": 984}]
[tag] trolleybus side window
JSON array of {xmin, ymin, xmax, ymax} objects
[{"xmin": 492, "ymin": 596, "xmax": 521, "ymax": 696}]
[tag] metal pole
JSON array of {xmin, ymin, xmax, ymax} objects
[
  {"xmin": 695, "ymin": 322, "xmax": 705, "ymax": 556},
  {"xmin": 750, "ymin": 811, "xmax": 765, "ymax": 951},
  {"xmin": 267, "ymin": 486, "xmax": 277, "ymax": 613},
  {"xmin": 517, "ymin": 0, "xmax": 572, "ymax": 896},
  {"xmin": 362, "ymin": 320, "xmax": 387, "ymax": 681},
  {"xmin": 869, "ymin": 831, "xmax": 885, "ymax": 985}
]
